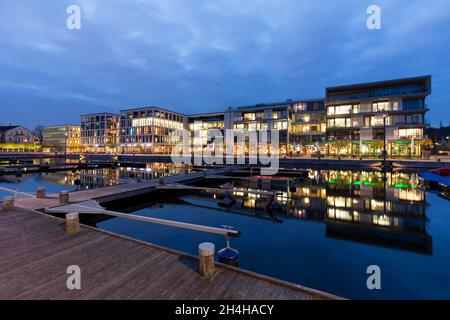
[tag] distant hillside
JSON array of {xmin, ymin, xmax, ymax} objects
[{"xmin": 426, "ymin": 126, "xmax": 450, "ymax": 142}]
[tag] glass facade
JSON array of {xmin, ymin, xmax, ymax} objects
[
  {"xmin": 325, "ymin": 76, "xmax": 431, "ymax": 158},
  {"xmin": 81, "ymin": 113, "xmax": 119, "ymax": 153},
  {"xmin": 119, "ymin": 108, "xmax": 185, "ymax": 154},
  {"xmin": 43, "ymin": 125, "xmax": 81, "ymax": 153},
  {"xmin": 72, "ymin": 76, "xmax": 431, "ymax": 158}
]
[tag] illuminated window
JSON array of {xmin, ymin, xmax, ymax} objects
[
  {"xmin": 399, "ymin": 128, "xmax": 423, "ymax": 139},
  {"xmin": 243, "ymin": 113, "xmax": 256, "ymax": 121},
  {"xmin": 373, "ymin": 101, "xmax": 390, "ymax": 112}
]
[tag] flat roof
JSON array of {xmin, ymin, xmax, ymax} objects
[
  {"xmin": 326, "ymin": 75, "xmax": 432, "ymax": 93},
  {"xmin": 230, "ymin": 98, "xmax": 324, "ymax": 111},
  {"xmin": 44, "ymin": 124, "xmax": 80, "ymax": 128},
  {"xmin": 188, "ymin": 111, "xmax": 225, "ymax": 118},
  {"xmin": 80, "ymin": 112, "xmax": 119, "ymax": 117},
  {"xmin": 119, "ymin": 106, "xmax": 186, "ymax": 116}
]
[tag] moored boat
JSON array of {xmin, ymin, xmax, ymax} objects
[{"xmin": 419, "ymin": 168, "xmax": 450, "ymax": 191}]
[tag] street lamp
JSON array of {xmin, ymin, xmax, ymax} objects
[
  {"xmin": 382, "ymin": 113, "xmax": 388, "ymax": 164},
  {"xmin": 64, "ymin": 132, "xmax": 68, "ymax": 157}
]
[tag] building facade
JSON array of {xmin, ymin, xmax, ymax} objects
[
  {"xmin": 225, "ymin": 103, "xmax": 292, "ymax": 156},
  {"xmin": 66, "ymin": 75, "xmax": 431, "ymax": 157},
  {"xmin": 119, "ymin": 107, "xmax": 185, "ymax": 154},
  {"xmin": 42, "ymin": 125, "xmax": 81, "ymax": 153},
  {"xmin": 0, "ymin": 125, "xmax": 39, "ymax": 152},
  {"xmin": 325, "ymin": 76, "xmax": 431, "ymax": 158},
  {"xmin": 80, "ymin": 113, "xmax": 119, "ymax": 153},
  {"xmin": 0, "ymin": 126, "xmax": 34, "ymax": 144},
  {"xmin": 291, "ymin": 99, "xmax": 327, "ymax": 155},
  {"xmin": 187, "ymin": 112, "xmax": 225, "ymax": 155}
]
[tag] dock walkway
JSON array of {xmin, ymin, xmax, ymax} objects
[
  {"xmin": 1, "ymin": 165, "xmax": 342, "ymax": 300},
  {"xmin": 0, "ymin": 207, "xmax": 339, "ymax": 300}
]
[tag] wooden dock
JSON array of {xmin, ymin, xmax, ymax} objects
[
  {"xmin": 1, "ymin": 165, "xmax": 343, "ymax": 300},
  {"xmin": 0, "ymin": 206, "xmax": 340, "ymax": 300}
]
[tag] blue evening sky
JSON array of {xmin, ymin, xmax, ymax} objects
[{"xmin": 0, "ymin": 0, "xmax": 449, "ymax": 129}]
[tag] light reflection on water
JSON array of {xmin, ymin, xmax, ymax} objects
[
  {"xmin": 1, "ymin": 165, "xmax": 450, "ymax": 299},
  {"xmin": 98, "ymin": 169, "xmax": 450, "ymax": 300},
  {"xmin": 0, "ymin": 162, "xmax": 191, "ymax": 196}
]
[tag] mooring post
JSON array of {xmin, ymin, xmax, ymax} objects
[
  {"xmin": 65, "ymin": 212, "xmax": 80, "ymax": 235},
  {"xmin": 199, "ymin": 242, "xmax": 215, "ymax": 280},
  {"xmin": 59, "ymin": 191, "xmax": 69, "ymax": 204},
  {"xmin": 2, "ymin": 196, "xmax": 14, "ymax": 212},
  {"xmin": 36, "ymin": 187, "xmax": 46, "ymax": 199}
]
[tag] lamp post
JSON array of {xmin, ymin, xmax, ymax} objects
[
  {"xmin": 382, "ymin": 113, "xmax": 388, "ymax": 164},
  {"xmin": 64, "ymin": 132, "xmax": 68, "ymax": 157}
]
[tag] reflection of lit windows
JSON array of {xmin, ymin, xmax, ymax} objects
[
  {"xmin": 327, "ymin": 208, "xmax": 352, "ymax": 221},
  {"xmin": 328, "ymin": 196, "xmax": 351, "ymax": 208},
  {"xmin": 243, "ymin": 199, "xmax": 256, "ymax": 208},
  {"xmin": 373, "ymin": 215, "xmax": 391, "ymax": 227},
  {"xmin": 397, "ymin": 189, "xmax": 424, "ymax": 201}
]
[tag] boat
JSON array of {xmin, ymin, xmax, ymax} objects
[
  {"xmin": 419, "ymin": 168, "xmax": 450, "ymax": 191},
  {"xmin": 429, "ymin": 168, "xmax": 450, "ymax": 176},
  {"xmin": 438, "ymin": 181, "xmax": 450, "ymax": 201}
]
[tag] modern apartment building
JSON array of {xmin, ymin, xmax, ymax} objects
[
  {"xmin": 72, "ymin": 75, "xmax": 431, "ymax": 157},
  {"xmin": 325, "ymin": 76, "xmax": 431, "ymax": 157},
  {"xmin": 291, "ymin": 99, "xmax": 327, "ymax": 155},
  {"xmin": 187, "ymin": 112, "xmax": 225, "ymax": 155},
  {"xmin": 119, "ymin": 107, "xmax": 185, "ymax": 154},
  {"xmin": 42, "ymin": 125, "xmax": 81, "ymax": 153},
  {"xmin": 225, "ymin": 102, "xmax": 292, "ymax": 155},
  {"xmin": 80, "ymin": 113, "xmax": 119, "ymax": 153}
]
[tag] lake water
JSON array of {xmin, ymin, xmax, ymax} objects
[{"xmin": 2, "ymin": 166, "xmax": 449, "ymax": 299}]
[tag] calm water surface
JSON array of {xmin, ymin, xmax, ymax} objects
[{"xmin": 2, "ymin": 166, "xmax": 449, "ymax": 299}]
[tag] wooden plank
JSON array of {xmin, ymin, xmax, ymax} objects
[
  {"xmin": 0, "ymin": 207, "xmax": 340, "ymax": 300},
  {"xmin": 45, "ymin": 201, "xmax": 241, "ymax": 237}
]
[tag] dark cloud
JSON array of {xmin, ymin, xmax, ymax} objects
[{"xmin": 0, "ymin": 0, "xmax": 449, "ymax": 128}]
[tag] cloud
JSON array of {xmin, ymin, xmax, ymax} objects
[
  {"xmin": 0, "ymin": 0, "xmax": 449, "ymax": 128},
  {"xmin": 31, "ymin": 42, "xmax": 66, "ymax": 54}
]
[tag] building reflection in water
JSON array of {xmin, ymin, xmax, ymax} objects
[
  {"xmin": 34, "ymin": 163, "xmax": 192, "ymax": 190},
  {"xmin": 208, "ymin": 170, "xmax": 431, "ymax": 255},
  {"xmin": 2, "ymin": 165, "xmax": 431, "ymax": 255}
]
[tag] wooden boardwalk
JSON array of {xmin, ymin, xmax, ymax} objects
[{"xmin": 0, "ymin": 207, "xmax": 340, "ymax": 300}]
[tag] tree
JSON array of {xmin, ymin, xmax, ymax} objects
[
  {"xmin": 335, "ymin": 141, "xmax": 350, "ymax": 156},
  {"xmin": 33, "ymin": 125, "xmax": 44, "ymax": 144}
]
